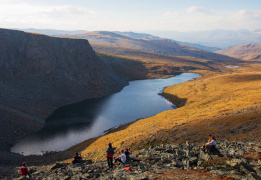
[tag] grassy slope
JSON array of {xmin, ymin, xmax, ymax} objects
[
  {"xmin": 92, "ymin": 44, "xmax": 240, "ymax": 66},
  {"xmin": 97, "ymin": 52, "xmax": 184, "ymax": 80},
  {"xmin": 216, "ymin": 43, "xmax": 261, "ymax": 61},
  {"xmin": 62, "ymin": 62, "xmax": 261, "ymax": 163},
  {"xmin": 95, "ymin": 49, "xmax": 225, "ymax": 80},
  {"xmin": 93, "ymin": 45, "xmax": 244, "ymax": 82}
]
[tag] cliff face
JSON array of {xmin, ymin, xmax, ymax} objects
[{"xmin": 0, "ymin": 29, "xmax": 127, "ymax": 152}]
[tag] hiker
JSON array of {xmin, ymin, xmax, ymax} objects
[
  {"xmin": 20, "ymin": 162, "xmax": 31, "ymax": 178},
  {"xmin": 125, "ymin": 148, "xmax": 140, "ymax": 162},
  {"xmin": 72, "ymin": 152, "xmax": 83, "ymax": 164},
  {"xmin": 106, "ymin": 143, "xmax": 114, "ymax": 168},
  {"xmin": 202, "ymin": 134, "xmax": 217, "ymax": 153},
  {"xmin": 114, "ymin": 150, "xmax": 126, "ymax": 164}
]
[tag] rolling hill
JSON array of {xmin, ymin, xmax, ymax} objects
[
  {"xmin": 113, "ymin": 31, "xmax": 221, "ymax": 52},
  {"xmin": 58, "ymin": 31, "xmax": 235, "ymax": 61},
  {"xmin": 149, "ymin": 29, "xmax": 261, "ymax": 48},
  {"xmin": 216, "ymin": 43, "xmax": 261, "ymax": 61}
]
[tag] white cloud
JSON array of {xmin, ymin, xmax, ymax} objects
[
  {"xmin": 234, "ymin": 10, "xmax": 261, "ymax": 22},
  {"xmin": 0, "ymin": 1, "xmax": 260, "ymax": 32},
  {"xmin": 0, "ymin": 2, "xmax": 98, "ymax": 30},
  {"xmin": 44, "ymin": 5, "xmax": 96, "ymax": 17},
  {"xmin": 187, "ymin": 6, "xmax": 216, "ymax": 15}
]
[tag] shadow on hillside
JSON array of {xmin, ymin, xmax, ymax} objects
[{"xmin": 161, "ymin": 93, "xmax": 187, "ymax": 108}]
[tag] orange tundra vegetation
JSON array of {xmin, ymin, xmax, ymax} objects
[{"xmin": 64, "ymin": 63, "xmax": 261, "ymax": 163}]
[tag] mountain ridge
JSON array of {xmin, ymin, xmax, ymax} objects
[
  {"xmin": 113, "ymin": 31, "xmax": 221, "ymax": 52},
  {"xmin": 58, "ymin": 31, "xmax": 237, "ymax": 61},
  {"xmin": 215, "ymin": 43, "xmax": 261, "ymax": 61}
]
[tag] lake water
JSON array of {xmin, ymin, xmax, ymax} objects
[{"xmin": 11, "ymin": 73, "xmax": 200, "ymax": 155}]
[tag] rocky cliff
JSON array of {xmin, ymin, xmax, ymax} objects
[{"xmin": 0, "ymin": 29, "xmax": 127, "ymax": 154}]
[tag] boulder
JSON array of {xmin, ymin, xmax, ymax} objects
[
  {"xmin": 247, "ymin": 172, "xmax": 261, "ymax": 180},
  {"xmin": 199, "ymin": 150, "xmax": 211, "ymax": 161}
]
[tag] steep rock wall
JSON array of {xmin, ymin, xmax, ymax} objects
[{"xmin": 0, "ymin": 29, "xmax": 127, "ymax": 152}]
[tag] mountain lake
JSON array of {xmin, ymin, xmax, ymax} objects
[{"xmin": 11, "ymin": 73, "xmax": 201, "ymax": 155}]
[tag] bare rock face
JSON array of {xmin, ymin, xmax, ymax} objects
[{"xmin": 0, "ymin": 29, "xmax": 127, "ymax": 152}]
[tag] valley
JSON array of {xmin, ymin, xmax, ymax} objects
[{"xmin": 0, "ymin": 28, "xmax": 261, "ymax": 179}]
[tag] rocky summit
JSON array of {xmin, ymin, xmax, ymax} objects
[{"xmin": 6, "ymin": 141, "xmax": 261, "ymax": 180}]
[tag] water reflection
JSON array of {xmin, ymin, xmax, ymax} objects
[{"xmin": 11, "ymin": 73, "xmax": 200, "ymax": 155}]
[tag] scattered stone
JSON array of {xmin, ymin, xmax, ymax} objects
[{"xmin": 4, "ymin": 141, "xmax": 261, "ymax": 180}]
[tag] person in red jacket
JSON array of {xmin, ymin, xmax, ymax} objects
[
  {"xmin": 106, "ymin": 143, "xmax": 114, "ymax": 168},
  {"xmin": 20, "ymin": 162, "xmax": 31, "ymax": 177}
]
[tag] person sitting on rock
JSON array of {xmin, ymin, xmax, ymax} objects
[
  {"xmin": 125, "ymin": 148, "xmax": 140, "ymax": 162},
  {"xmin": 20, "ymin": 162, "xmax": 31, "ymax": 178},
  {"xmin": 106, "ymin": 143, "xmax": 114, "ymax": 168},
  {"xmin": 202, "ymin": 134, "xmax": 217, "ymax": 153},
  {"xmin": 72, "ymin": 152, "xmax": 83, "ymax": 164},
  {"xmin": 125, "ymin": 148, "xmax": 131, "ymax": 161},
  {"xmin": 114, "ymin": 150, "xmax": 126, "ymax": 164}
]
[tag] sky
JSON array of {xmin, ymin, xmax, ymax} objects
[{"xmin": 0, "ymin": 0, "xmax": 261, "ymax": 32}]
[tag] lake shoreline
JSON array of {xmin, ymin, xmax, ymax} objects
[
  {"xmin": 7, "ymin": 73, "xmax": 201, "ymax": 168},
  {"xmin": 13, "ymin": 73, "xmax": 200, "ymax": 156}
]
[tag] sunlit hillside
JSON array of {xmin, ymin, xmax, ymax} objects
[
  {"xmin": 93, "ymin": 44, "xmax": 242, "ymax": 71},
  {"xmin": 216, "ymin": 43, "xmax": 261, "ymax": 61},
  {"xmin": 63, "ymin": 63, "xmax": 261, "ymax": 162}
]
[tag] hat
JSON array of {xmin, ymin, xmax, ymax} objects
[{"xmin": 208, "ymin": 134, "xmax": 212, "ymax": 136}]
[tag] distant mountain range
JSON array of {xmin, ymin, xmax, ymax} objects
[
  {"xmin": 147, "ymin": 29, "xmax": 261, "ymax": 49},
  {"xmin": 20, "ymin": 28, "xmax": 261, "ymax": 49},
  {"xmin": 216, "ymin": 43, "xmax": 261, "ymax": 61},
  {"xmin": 113, "ymin": 31, "xmax": 220, "ymax": 52},
  {"xmin": 20, "ymin": 28, "xmax": 220, "ymax": 52},
  {"xmin": 59, "ymin": 31, "xmax": 236, "ymax": 62}
]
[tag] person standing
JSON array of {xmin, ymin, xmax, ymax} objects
[{"xmin": 106, "ymin": 143, "xmax": 114, "ymax": 168}]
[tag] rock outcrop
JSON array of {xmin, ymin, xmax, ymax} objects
[
  {"xmin": 0, "ymin": 29, "xmax": 127, "ymax": 156},
  {"xmin": 5, "ymin": 141, "xmax": 261, "ymax": 179}
]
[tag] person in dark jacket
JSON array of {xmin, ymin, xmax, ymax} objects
[
  {"xmin": 106, "ymin": 143, "xmax": 114, "ymax": 168},
  {"xmin": 72, "ymin": 152, "xmax": 83, "ymax": 164},
  {"xmin": 125, "ymin": 148, "xmax": 140, "ymax": 162}
]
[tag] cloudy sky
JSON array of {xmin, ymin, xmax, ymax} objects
[{"xmin": 0, "ymin": 0, "xmax": 261, "ymax": 32}]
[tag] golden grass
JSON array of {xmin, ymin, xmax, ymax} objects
[
  {"xmin": 93, "ymin": 44, "xmax": 233, "ymax": 71},
  {"xmin": 63, "ymin": 63, "xmax": 261, "ymax": 163}
]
